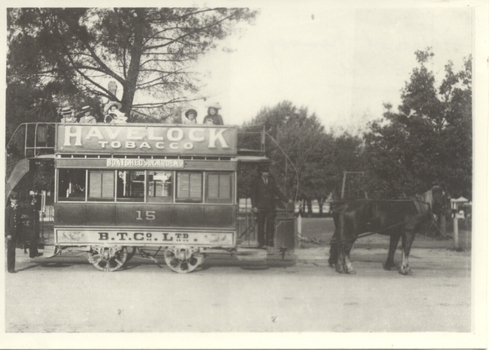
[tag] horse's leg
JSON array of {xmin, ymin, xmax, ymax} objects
[
  {"xmin": 399, "ymin": 231, "xmax": 415, "ymax": 276},
  {"xmin": 344, "ymin": 240, "xmax": 356, "ymax": 274},
  {"xmin": 328, "ymin": 242, "xmax": 337, "ymax": 268},
  {"xmin": 335, "ymin": 212, "xmax": 347, "ymax": 274},
  {"xmin": 328, "ymin": 230, "xmax": 338, "ymax": 268},
  {"xmin": 336, "ymin": 243, "xmax": 346, "ymax": 274},
  {"xmin": 384, "ymin": 234, "xmax": 401, "ymax": 271}
]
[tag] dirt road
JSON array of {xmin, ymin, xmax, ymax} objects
[{"xmin": 5, "ymin": 245, "xmax": 471, "ymax": 333}]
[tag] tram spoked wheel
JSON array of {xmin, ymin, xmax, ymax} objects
[
  {"xmin": 88, "ymin": 247, "xmax": 128, "ymax": 272},
  {"xmin": 163, "ymin": 250, "xmax": 204, "ymax": 274}
]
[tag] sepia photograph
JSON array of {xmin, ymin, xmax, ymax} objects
[{"xmin": 2, "ymin": 0, "xmax": 487, "ymax": 348}]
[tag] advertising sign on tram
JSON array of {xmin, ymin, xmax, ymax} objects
[{"xmin": 56, "ymin": 124, "xmax": 237, "ymax": 156}]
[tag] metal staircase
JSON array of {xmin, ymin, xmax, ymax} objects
[{"xmin": 5, "ymin": 123, "xmax": 56, "ymax": 201}]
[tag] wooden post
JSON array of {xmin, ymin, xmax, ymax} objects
[
  {"xmin": 453, "ymin": 216, "xmax": 459, "ymax": 250},
  {"xmin": 440, "ymin": 214, "xmax": 447, "ymax": 237},
  {"xmin": 296, "ymin": 213, "xmax": 302, "ymax": 240}
]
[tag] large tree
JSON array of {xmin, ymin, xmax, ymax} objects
[
  {"xmin": 7, "ymin": 8, "xmax": 257, "ymax": 121},
  {"xmin": 363, "ymin": 49, "xmax": 472, "ymax": 199},
  {"xmin": 239, "ymin": 101, "xmax": 344, "ymax": 215}
]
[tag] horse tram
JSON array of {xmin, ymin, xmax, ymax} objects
[{"xmin": 6, "ymin": 122, "xmax": 295, "ymax": 273}]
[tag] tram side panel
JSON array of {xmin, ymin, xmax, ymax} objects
[{"xmin": 54, "ymin": 202, "xmax": 237, "ymax": 248}]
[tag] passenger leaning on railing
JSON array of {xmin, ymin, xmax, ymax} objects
[
  {"xmin": 202, "ymin": 102, "xmax": 224, "ymax": 125},
  {"xmin": 78, "ymin": 105, "xmax": 97, "ymax": 123},
  {"xmin": 183, "ymin": 109, "xmax": 198, "ymax": 124},
  {"xmin": 60, "ymin": 107, "xmax": 77, "ymax": 123},
  {"xmin": 104, "ymin": 101, "xmax": 127, "ymax": 124}
]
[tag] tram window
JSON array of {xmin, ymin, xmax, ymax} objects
[
  {"xmin": 88, "ymin": 170, "xmax": 115, "ymax": 201},
  {"xmin": 58, "ymin": 169, "xmax": 86, "ymax": 201},
  {"xmin": 147, "ymin": 171, "xmax": 172, "ymax": 202},
  {"xmin": 116, "ymin": 170, "xmax": 145, "ymax": 202},
  {"xmin": 206, "ymin": 173, "xmax": 232, "ymax": 203},
  {"xmin": 176, "ymin": 172, "xmax": 202, "ymax": 202}
]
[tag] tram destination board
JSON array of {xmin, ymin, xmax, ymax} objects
[{"xmin": 56, "ymin": 124, "xmax": 238, "ymax": 156}]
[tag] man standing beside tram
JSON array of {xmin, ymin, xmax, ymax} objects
[
  {"xmin": 5, "ymin": 193, "xmax": 21, "ymax": 273},
  {"xmin": 251, "ymin": 164, "xmax": 292, "ymax": 248}
]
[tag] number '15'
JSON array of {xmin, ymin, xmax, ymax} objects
[{"xmin": 136, "ymin": 210, "xmax": 156, "ymax": 221}]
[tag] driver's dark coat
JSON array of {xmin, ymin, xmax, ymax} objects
[
  {"xmin": 5, "ymin": 205, "xmax": 21, "ymax": 238},
  {"xmin": 251, "ymin": 175, "xmax": 287, "ymax": 211}
]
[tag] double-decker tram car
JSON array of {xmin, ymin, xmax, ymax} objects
[{"xmin": 6, "ymin": 122, "xmax": 295, "ymax": 273}]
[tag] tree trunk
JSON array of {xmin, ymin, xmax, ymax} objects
[
  {"xmin": 120, "ymin": 9, "xmax": 146, "ymax": 116},
  {"xmin": 306, "ymin": 199, "xmax": 312, "ymax": 218}
]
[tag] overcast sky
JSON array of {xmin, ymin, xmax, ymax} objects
[{"xmin": 188, "ymin": 3, "xmax": 473, "ymax": 130}]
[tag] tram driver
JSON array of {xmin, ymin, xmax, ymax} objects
[{"xmin": 251, "ymin": 163, "xmax": 292, "ymax": 248}]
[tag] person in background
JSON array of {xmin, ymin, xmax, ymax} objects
[
  {"xmin": 78, "ymin": 105, "xmax": 97, "ymax": 123},
  {"xmin": 60, "ymin": 107, "xmax": 77, "ymax": 123},
  {"xmin": 183, "ymin": 109, "xmax": 198, "ymax": 124},
  {"xmin": 202, "ymin": 102, "xmax": 224, "ymax": 125},
  {"xmin": 5, "ymin": 192, "xmax": 21, "ymax": 273},
  {"xmin": 251, "ymin": 164, "xmax": 292, "ymax": 248}
]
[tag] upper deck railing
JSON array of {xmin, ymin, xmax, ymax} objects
[{"xmin": 6, "ymin": 122, "xmax": 266, "ymax": 160}]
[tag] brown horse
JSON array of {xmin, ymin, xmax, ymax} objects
[{"xmin": 328, "ymin": 186, "xmax": 449, "ymax": 275}]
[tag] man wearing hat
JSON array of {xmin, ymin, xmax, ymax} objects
[
  {"xmin": 5, "ymin": 192, "xmax": 21, "ymax": 273},
  {"xmin": 79, "ymin": 105, "xmax": 97, "ymax": 123},
  {"xmin": 251, "ymin": 164, "xmax": 291, "ymax": 248},
  {"xmin": 60, "ymin": 106, "xmax": 77, "ymax": 123}
]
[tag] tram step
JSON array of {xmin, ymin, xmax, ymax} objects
[
  {"xmin": 42, "ymin": 245, "xmax": 58, "ymax": 258},
  {"xmin": 235, "ymin": 248, "xmax": 267, "ymax": 262}
]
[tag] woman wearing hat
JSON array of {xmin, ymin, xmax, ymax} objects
[
  {"xmin": 183, "ymin": 109, "xmax": 198, "ymax": 124},
  {"xmin": 79, "ymin": 105, "xmax": 97, "ymax": 123},
  {"xmin": 202, "ymin": 102, "xmax": 224, "ymax": 125},
  {"xmin": 60, "ymin": 107, "xmax": 77, "ymax": 123},
  {"xmin": 104, "ymin": 101, "xmax": 127, "ymax": 124}
]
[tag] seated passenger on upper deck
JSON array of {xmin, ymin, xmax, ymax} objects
[
  {"xmin": 202, "ymin": 102, "xmax": 223, "ymax": 125},
  {"xmin": 60, "ymin": 107, "xmax": 77, "ymax": 123},
  {"xmin": 104, "ymin": 101, "xmax": 127, "ymax": 124},
  {"xmin": 183, "ymin": 109, "xmax": 198, "ymax": 124},
  {"xmin": 78, "ymin": 105, "xmax": 97, "ymax": 123}
]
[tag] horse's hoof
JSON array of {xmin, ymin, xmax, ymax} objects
[
  {"xmin": 399, "ymin": 268, "xmax": 413, "ymax": 276},
  {"xmin": 383, "ymin": 263, "xmax": 397, "ymax": 271},
  {"xmin": 346, "ymin": 269, "xmax": 357, "ymax": 275}
]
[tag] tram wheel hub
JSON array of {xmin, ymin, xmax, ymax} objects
[
  {"xmin": 88, "ymin": 245, "xmax": 128, "ymax": 272},
  {"xmin": 163, "ymin": 246, "xmax": 204, "ymax": 274}
]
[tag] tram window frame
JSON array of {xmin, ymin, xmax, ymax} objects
[
  {"xmin": 206, "ymin": 172, "xmax": 233, "ymax": 204},
  {"xmin": 176, "ymin": 171, "xmax": 203, "ymax": 203},
  {"xmin": 147, "ymin": 171, "xmax": 173, "ymax": 203},
  {"xmin": 116, "ymin": 170, "xmax": 145, "ymax": 202},
  {"xmin": 88, "ymin": 170, "xmax": 115, "ymax": 201},
  {"xmin": 57, "ymin": 169, "xmax": 87, "ymax": 202}
]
